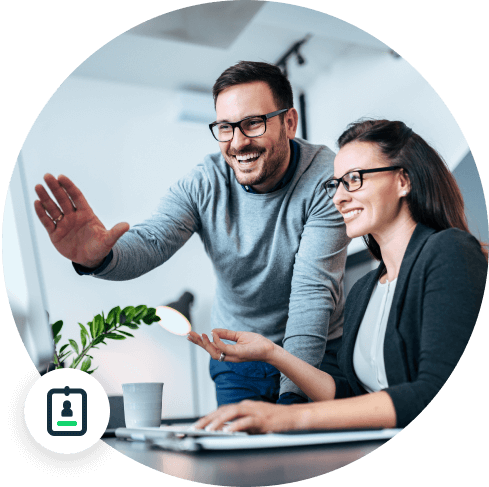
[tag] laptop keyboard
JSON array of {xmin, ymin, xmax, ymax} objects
[{"xmin": 159, "ymin": 423, "xmax": 248, "ymax": 436}]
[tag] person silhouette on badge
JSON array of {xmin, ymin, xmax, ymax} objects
[{"xmin": 61, "ymin": 400, "xmax": 73, "ymax": 417}]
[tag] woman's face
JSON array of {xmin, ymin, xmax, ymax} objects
[{"xmin": 332, "ymin": 141, "xmax": 408, "ymax": 239}]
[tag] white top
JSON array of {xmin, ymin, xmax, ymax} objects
[{"xmin": 352, "ymin": 278, "xmax": 397, "ymax": 393}]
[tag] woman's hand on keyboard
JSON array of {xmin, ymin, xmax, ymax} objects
[
  {"xmin": 187, "ymin": 329, "xmax": 276, "ymax": 363},
  {"xmin": 192, "ymin": 400, "xmax": 305, "ymax": 434}
]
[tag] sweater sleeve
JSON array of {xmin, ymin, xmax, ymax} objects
[
  {"xmin": 281, "ymin": 158, "xmax": 350, "ymax": 396},
  {"xmin": 384, "ymin": 230, "xmax": 487, "ymax": 427},
  {"xmin": 92, "ymin": 165, "xmax": 207, "ymax": 281}
]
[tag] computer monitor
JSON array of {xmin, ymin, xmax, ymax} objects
[{"xmin": 7, "ymin": 152, "xmax": 53, "ymax": 372}]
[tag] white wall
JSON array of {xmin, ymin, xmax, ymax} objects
[
  {"xmin": 4, "ymin": 75, "xmax": 219, "ymax": 417},
  {"xmin": 307, "ymin": 50, "xmax": 468, "ymax": 170},
  {"xmin": 305, "ymin": 50, "xmax": 470, "ymax": 255}
]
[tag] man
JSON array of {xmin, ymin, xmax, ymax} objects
[{"xmin": 34, "ymin": 61, "xmax": 349, "ymax": 406}]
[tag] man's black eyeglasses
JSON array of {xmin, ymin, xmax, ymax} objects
[
  {"xmin": 324, "ymin": 166, "xmax": 403, "ymax": 199},
  {"xmin": 209, "ymin": 109, "xmax": 289, "ymax": 142}
]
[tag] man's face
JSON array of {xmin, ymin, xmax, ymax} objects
[{"xmin": 215, "ymin": 81, "xmax": 297, "ymax": 193}]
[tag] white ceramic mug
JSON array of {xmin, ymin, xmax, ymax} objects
[{"xmin": 122, "ymin": 382, "xmax": 164, "ymax": 428}]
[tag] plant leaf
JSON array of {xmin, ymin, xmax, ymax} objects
[
  {"xmin": 80, "ymin": 327, "xmax": 88, "ymax": 348},
  {"xmin": 78, "ymin": 322, "xmax": 89, "ymax": 335},
  {"xmin": 106, "ymin": 308, "xmax": 115, "ymax": 326},
  {"xmin": 87, "ymin": 366, "xmax": 98, "ymax": 375},
  {"xmin": 106, "ymin": 306, "xmax": 121, "ymax": 326},
  {"xmin": 122, "ymin": 306, "xmax": 136, "ymax": 322},
  {"xmin": 143, "ymin": 307, "xmax": 160, "ymax": 324},
  {"xmin": 143, "ymin": 314, "xmax": 160, "ymax": 325},
  {"xmin": 117, "ymin": 330, "xmax": 134, "ymax": 338},
  {"xmin": 123, "ymin": 323, "xmax": 139, "ymax": 330},
  {"xmin": 59, "ymin": 344, "xmax": 69, "ymax": 354},
  {"xmin": 54, "ymin": 334, "xmax": 62, "ymax": 344},
  {"xmin": 92, "ymin": 336, "xmax": 105, "ymax": 346},
  {"xmin": 88, "ymin": 320, "xmax": 95, "ymax": 339},
  {"xmin": 81, "ymin": 357, "xmax": 91, "ymax": 372},
  {"xmin": 51, "ymin": 320, "xmax": 63, "ymax": 337},
  {"xmin": 59, "ymin": 351, "xmax": 73, "ymax": 361},
  {"xmin": 105, "ymin": 333, "xmax": 126, "ymax": 340},
  {"xmin": 119, "ymin": 312, "xmax": 126, "ymax": 325},
  {"xmin": 133, "ymin": 305, "xmax": 148, "ymax": 323},
  {"xmin": 93, "ymin": 314, "xmax": 104, "ymax": 337},
  {"xmin": 69, "ymin": 339, "xmax": 79, "ymax": 354}
]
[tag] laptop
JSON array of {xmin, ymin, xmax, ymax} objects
[{"xmin": 114, "ymin": 424, "xmax": 402, "ymax": 452}]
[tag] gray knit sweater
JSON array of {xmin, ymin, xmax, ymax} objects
[{"xmin": 94, "ymin": 138, "xmax": 350, "ymax": 395}]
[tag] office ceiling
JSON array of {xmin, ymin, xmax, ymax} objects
[{"xmin": 72, "ymin": 1, "xmax": 391, "ymax": 93}]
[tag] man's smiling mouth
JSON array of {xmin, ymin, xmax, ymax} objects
[{"xmin": 235, "ymin": 152, "xmax": 262, "ymax": 164}]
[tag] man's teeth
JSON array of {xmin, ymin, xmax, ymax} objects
[
  {"xmin": 344, "ymin": 209, "xmax": 362, "ymax": 219},
  {"xmin": 236, "ymin": 152, "xmax": 260, "ymax": 162}
]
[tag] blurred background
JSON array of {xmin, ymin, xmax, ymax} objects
[{"xmin": 3, "ymin": 1, "xmax": 487, "ymax": 419}]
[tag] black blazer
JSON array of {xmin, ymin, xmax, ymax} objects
[{"xmin": 333, "ymin": 223, "xmax": 487, "ymax": 428}]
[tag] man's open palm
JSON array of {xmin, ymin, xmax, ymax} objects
[{"xmin": 34, "ymin": 174, "xmax": 129, "ymax": 268}]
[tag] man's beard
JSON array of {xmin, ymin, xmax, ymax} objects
[{"xmin": 225, "ymin": 125, "xmax": 289, "ymax": 188}]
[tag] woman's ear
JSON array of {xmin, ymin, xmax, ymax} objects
[{"xmin": 398, "ymin": 168, "xmax": 411, "ymax": 197}]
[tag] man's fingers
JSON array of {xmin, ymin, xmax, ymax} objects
[
  {"xmin": 35, "ymin": 183, "xmax": 63, "ymax": 219},
  {"xmin": 41, "ymin": 173, "xmax": 75, "ymax": 218},
  {"xmin": 56, "ymin": 174, "xmax": 91, "ymax": 212},
  {"xmin": 34, "ymin": 200, "xmax": 56, "ymax": 234}
]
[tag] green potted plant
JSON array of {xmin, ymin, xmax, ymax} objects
[{"xmin": 50, "ymin": 304, "xmax": 161, "ymax": 374}]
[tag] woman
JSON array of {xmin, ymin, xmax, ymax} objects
[{"xmin": 187, "ymin": 119, "xmax": 488, "ymax": 434}]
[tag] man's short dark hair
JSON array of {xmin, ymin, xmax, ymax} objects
[{"xmin": 212, "ymin": 61, "xmax": 294, "ymax": 110}]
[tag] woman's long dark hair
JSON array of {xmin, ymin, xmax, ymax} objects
[{"xmin": 337, "ymin": 119, "xmax": 488, "ymax": 261}]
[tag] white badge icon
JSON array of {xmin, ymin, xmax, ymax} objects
[
  {"xmin": 25, "ymin": 368, "xmax": 109, "ymax": 454},
  {"xmin": 47, "ymin": 386, "xmax": 87, "ymax": 436}
]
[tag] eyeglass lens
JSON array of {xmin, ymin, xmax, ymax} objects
[
  {"xmin": 212, "ymin": 117, "xmax": 266, "ymax": 142},
  {"xmin": 326, "ymin": 172, "xmax": 362, "ymax": 197}
]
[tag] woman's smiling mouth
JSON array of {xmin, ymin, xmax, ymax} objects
[{"xmin": 342, "ymin": 208, "xmax": 363, "ymax": 222}]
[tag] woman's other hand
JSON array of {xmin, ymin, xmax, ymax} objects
[{"xmin": 187, "ymin": 328, "xmax": 276, "ymax": 363}]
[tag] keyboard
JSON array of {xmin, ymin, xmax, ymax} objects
[
  {"xmin": 160, "ymin": 423, "xmax": 248, "ymax": 436},
  {"xmin": 115, "ymin": 424, "xmax": 248, "ymax": 442}
]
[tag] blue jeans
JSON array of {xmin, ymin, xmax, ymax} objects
[{"xmin": 209, "ymin": 336, "xmax": 342, "ymax": 406}]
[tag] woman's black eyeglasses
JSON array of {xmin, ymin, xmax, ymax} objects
[{"xmin": 324, "ymin": 166, "xmax": 403, "ymax": 199}]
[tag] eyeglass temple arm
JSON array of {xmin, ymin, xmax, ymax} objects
[
  {"xmin": 265, "ymin": 109, "xmax": 289, "ymax": 119},
  {"xmin": 357, "ymin": 166, "xmax": 403, "ymax": 175}
]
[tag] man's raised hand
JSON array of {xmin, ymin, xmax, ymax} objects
[{"xmin": 34, "ymin": 174, "xmax": 129, "ymax": 268}]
